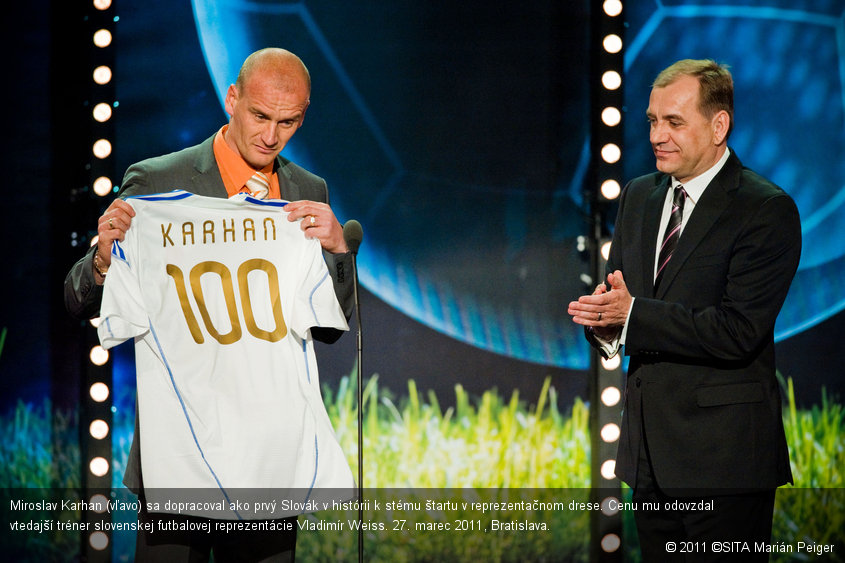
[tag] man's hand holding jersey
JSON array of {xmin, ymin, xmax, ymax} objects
[
  {"xmin": 94, "ymin": 199, "xmax": 136, "ymax": 284},
  {"xmin": 285, "ymin": 200, "xmax": 349, "ymax": 254}
]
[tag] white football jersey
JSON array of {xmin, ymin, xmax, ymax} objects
[{"xmin": 98, "ymin": 191, "xmax": 353, "ymax": 519}]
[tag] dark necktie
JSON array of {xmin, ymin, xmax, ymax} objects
[{"xmin": 655, "ymin": 185, "xmax": 686, "ymax": 290}]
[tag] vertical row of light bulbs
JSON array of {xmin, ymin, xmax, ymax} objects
[
  {"xmin": 84, "ymin": 0, "xmax": 116, "ymax": 557},
  {"xmin": 598, "ymin": 0, "xmax": 624, "ymax": 203},
  {"xmin": 593, "ymin": 0, "xmax": 625, "ymax": 559}
]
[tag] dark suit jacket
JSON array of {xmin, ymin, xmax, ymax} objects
[
  {"xmin": 64, "ymin": 134, "xmax": 355, "ymax": 490},
  {"xmin": 594, "ymin": 151, "xmax": 801, "ymax": 493}
]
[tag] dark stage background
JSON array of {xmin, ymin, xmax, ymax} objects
[{"xmin": 1, "ymin": 0, "xmax": 843, "ymax": 473}]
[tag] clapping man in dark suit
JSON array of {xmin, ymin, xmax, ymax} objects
[
  {"xmin": 568, "ymin": 59, "xmax": 801, "ymax": 561},
  {"xmin": 65, "ymin": 47, "xmax": 353, "ymax": 562}
]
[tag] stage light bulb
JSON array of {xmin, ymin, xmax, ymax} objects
[
  {"xmin": 93, "ymin": 0, "xmax": 112, "ymax": 10},
  {"xmin": 89, "ymin": 531, "xmax": 109, "ymax": 550},
  {"xmin": 603, "ymin": 34, "xmax": 622, "ymax": 54},
  {"xmin": 601, "ymin": 496, "xmax": 620, "ymax": 516},
  {"xmin": 90, "ymin": 494, "xmax": 108, "ymax": 513},
  {"xmin": 90, "ymin": 382, "xmax": 110, "ymax": 402},
  {"xmin": 89, "ymin": 456, "xmax": 110, "ymax": 477},
  {"xmin": 89, "ymin": 419, "xmax": 110, "ymax": 440},
  {"xmin": 601, "ymin": 143, "xmax": 621, "ymax": 164},
  {"xmin": 601, "ymin": 70, "xmax": 622, "ymax": 90},
  {"xmin": 93, "ymin": 176, "xmax": 113, "ymax": 197},
  {"xmin": 601, "ymin": 423, "xmax": 621, "ymax": 443},
  {"xmin": 576, "ymin": 235, "xmax": 587, "ymax": 253},
  {"xmin": 601, "ymin": 386, "xmax": 621, "ymax": 407},
  {"xmin": 600, "ymin": 179, "xmax": 621, "ymax": 200},
  {"xmin": 601, "ymin": 533, "xmax": 621, "ymax": 553},
  {"xmin": 601, "ymin": 241, "xmax": 612, "ymax": 261},
  {"xmin": 93, "ymin": 139, "xmax": 112, "ymax": 159},
  {"xmin": 600, "ymin": 459, "xmax": 616, "ymax": 480},
  {"xmin": 601, "ymin": 354, "xmax": 621, "ymax": 370},
  {"xmin": 601, "ymin": 106, "xmax": 621, "ymax": 127},
  {"xmin": 89, "ymin": 345, "xmax": 109, "ymax": 366},
  {"xmin": 93, "ymin": 65, "xmax": 112, "ymax": 85},
  {"xmin": 603, "ymin": 0, "xmax": 623, "ymax": 17},
  {"xmin": 93, "ymin": 29, "xmax": 112, "ymax": 48},
  {"xmin": 93, "ymin": 103, "xmax": 112, "ymax": 122}
]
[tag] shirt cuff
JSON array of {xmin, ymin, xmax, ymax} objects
[
  {"xmin": 619, "ymin": 296, "xmax": 635, "ymax": 345},
  {"xmin": 593, "ymin": 297, "xmax": 636, "ymax": 359}
]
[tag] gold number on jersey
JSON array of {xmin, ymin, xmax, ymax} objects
[
  {"xmin": 166, "ymin": 260, "xmax": 287, "ymax": 345},
  {"xmin": 165, "ymin": 264, "xmax": 205, "ymax": 344},
  {"xmin": 189, "ymin": 261, "xmax": 242, "ymax": 345},
  {"xmin": 238, "ymin": 259, "xmax": 287, "ymax": 342}
]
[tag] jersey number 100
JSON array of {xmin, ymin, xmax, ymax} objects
[{"xmin": 166, "ymin": 259, "xmax": 287, "ymax": 345}]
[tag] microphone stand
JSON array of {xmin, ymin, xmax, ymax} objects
[
  {"xmin": 351, "ymin": 249, "xmax": 364, "ymax": 563},
  {"xmin": 343, "ymin": 220, "xmax": 364, "ymax": 563}
]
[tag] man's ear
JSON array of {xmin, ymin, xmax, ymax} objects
[
  {"xmin": 298, "ymin": 100, "xmax": 310, "ymax": 129},
  {"xmin": 224, "ymin": 84, "xmax": 238, "ymax": 117},
  {"xmin": 712, "ymin": 110, "xmax": 730, "ymax": 145}
]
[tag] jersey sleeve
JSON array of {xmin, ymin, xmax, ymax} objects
[
  {"xmin": 288, "ymin": 239, "xmax": 349, "ymax": 339},
  {"xmin": 97, "ymin": 233, "xmax": 151, "ymax": 349}
]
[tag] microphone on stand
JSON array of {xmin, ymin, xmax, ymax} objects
[
  {"xmin": 343, "ymin": 219, "xmax": 363, "ymax": 255},
  {"xmin": 342, "ymin": 220, "xmax": 364, "ymax": 562}
]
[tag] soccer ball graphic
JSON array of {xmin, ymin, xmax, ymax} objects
[{"xmin": 191, "ymin": 0, "xmax": 845, "ymax": 367}]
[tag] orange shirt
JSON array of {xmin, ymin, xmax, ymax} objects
[{"xmin": 212, "ymin": 125, "xmax": 281, "ymax": 199}]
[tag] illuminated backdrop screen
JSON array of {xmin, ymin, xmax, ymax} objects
[
  {"xmin": 187, "ymin": 0, "xmax": 845, "ymax": 371},
  {"xmin": 1, "ymin": 0, "xmax": 841, "ymax": 416},
  {"xmin": 190, "ymin": 0, "xmax": 594, "ymax": 369}
]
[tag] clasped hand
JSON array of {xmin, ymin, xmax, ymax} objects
[{"xmin": 567, "ymin": 270, "xmax": 632, "ymax": 340}]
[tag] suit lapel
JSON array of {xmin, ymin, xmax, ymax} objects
[
  {"xmin": 276, "ymin": 157, "xmax": 303, "ymax": 202},
  {"xmin": 654, "ymin": 152, "xmax": 741, "ymax": 299},
  {"xmin": 190, "ymin": 136, "xmax": 227, "ymax": 198}
]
